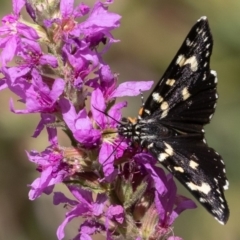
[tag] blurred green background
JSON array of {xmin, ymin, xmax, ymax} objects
[{"xmin": 0, "ymin": 0, "xmax": 240, "ymax": 239}]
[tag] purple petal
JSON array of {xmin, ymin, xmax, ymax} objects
[
  {"xmin": 106, "ymin": 205, "xmax": 124, "ymax": 224},
  {"xmin": 53, "ymin": 192, "xmax": 79, "ymax": 206},
  {"xmin": 28, "ymin": 167, "xmax": 53, "ymax": 200},
  {"xmin": 80, "ymin": 2, "xmax": 121, "ymax": 30},
  {"xmin": 40, "ymin": 54, "xmax": 58, "ymax": 68},
  {"xmin": 57, "ymin": 206, "xmax": 84, "ymax": 240},
  {"xmin": 73, "ymin": 3, "xmax": 90, "ymax": 18},
  {"xmin": 167, "ymin": 237, "xmax": 183, "ymax": 240},
  {"xmin": 92, "ymin": 194, "xmax": 107, "ymax": 216},
  {"xmin": 168, "ymin": 196, "xmax": 197, "ymax": 225},
  {"xmin": 13, "ymin": 0, "xmax": 25, "ymax": 15},
  {"xmin": 78, "ymin": 221, "xmax": 104, "ymax": 240},
  {"xmin": 91, "ymin": 88, "xmax": 106, "ymax": 127},
  {"xmin": 32, "ymin": 117, "xmax": 45, "ymax": 138},
  {"xmin": 68, "ymin": 186, "xmax": 92, "ymax": 205},
  {"xmin": 73, "ymin": 129, "xmax": 101, "ymax": 146},
  {"xmin": 164, "ymin": 174, "xmax": 177, "ymax": 217},
  {"xmin": 49, "ymin": 78, "xmax": 65, "ymax": 101},
  {"xmin": 59, "ymin": 98, "xmax": 77, "ymax": 132},
  {"xmin": 1, "ymin": 36, "xmax": 18, "ymax": 66},
  {"xmin": 0, "ymin": 80, "xmax": 8, "ymax": 90},
  {"xmin": 134, "ymin": 153, "xmax": 167, "ymax": 195},
  {"xmin": 17, "ymin": 22, "xmax": 39, "ymax": 40},
  {"xmin": 108, "ymin": 101, "xmax": 127, "ymax": 126},
  {"xmin": 99, "ymin": 64, "xmax": 114, "ymax": 84},
  {"xmin": 75, "ymin": 109, "xmax": 92, "ymax": 130},
  {"xmin": 60, "ymin": 0, "xmax": 74, "ymax": 18},
  {"xmin": 110, "ymin": 81, "xmax": 154, "ymax": 98},
  {"xmin": 99, "ymin": 142, "xmax": 117, "ymax": 181}
]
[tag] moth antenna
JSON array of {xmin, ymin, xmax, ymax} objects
[
  {"xmin": 101, "ymin": 136, "xmax": 126, "ymax": 164},
  {"xmin": 92, "ymin": 105, "xmax": 123, "ymax": 126},
  {"xmin": 139, "ymin": 89, "xmax": 145, "ymax": 107}
]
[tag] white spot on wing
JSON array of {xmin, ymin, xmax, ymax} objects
[
  {"xmin": 152, "ymin": 92, "xmax": 163, "ymax": 103},
  {"xmin": 211, "ymin": 70, "xmax": 217, "ymax": 76},
  {"xmin": 182, "ymin": 87, "xmax": 191, "ymax": 100},
  {"xmin": 158, "ymin": 153, "xmax": 168, "ymax": 162},
  {"xmin": 204, "ymin": 37, "xmax": 209, "ymax": 42},
  {"xmin": 186, "ymin": 38, "xmax": 192, "ymax": 46},
  {"xmin": 174, "ymin": 166, "xmax": 184, "ymax": 172},
  {"xmin": 199, "ymin": 197, "xmax": 206, "ymax": 203},
  {"xmin": 219, "ymin": 197, "xmax": 224, "ymax": 202},
  {"xmin": 199, "ymin": 16, "xmax": 207, "ymax": 21},
  {"xmin": 215, "ymin": 217, "xmax": 224, "ymax": 225},
  {"xmin": 160, "ymin": 101, "xmax": 168, "ymax": 110},
  {"xmin": 189, "ymin": 160, "xmax": 199, "ymax": 169},
  {"xmin": 164, "ymin": 142, "xmax": 174, "ymax": 156},
  {"xmin": 184, "ymin": 56, "xmax": 198, "ymax": 71},
  {"xmin": 176, "ymin": 54, "xmax": 186, "ymax": 67},
  {"xmin": 203, "ymin": 73, "xmax": 206, "ymax": 81},
  {"xmin": 144, "ymin": 109, "xmax": 151, "ymax": 115},
  {"xmin": 223, "ymin": 180, "xmax": 229, "ymax": 190},
  {"xmin": 186, "ymin": 182, "xmax": 211, "ymax": 195},
  {"xmin": 161, "ymin": 110, "xmax": 169, "ymax": 119},
  {"xmin": 166, "ymin": 79, "xmax": 175, "ymax": 86},
  {"xmin": 147, "ymin": 143, "xmax": 154, "ymax": 148}
]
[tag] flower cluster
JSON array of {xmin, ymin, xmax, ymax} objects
[{"xmin": 0, "ymin": 0, "xmax": 196, "ymax": 239}]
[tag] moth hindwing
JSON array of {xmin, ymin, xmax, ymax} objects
[{"xmin": 118, "ymin": 16, "xmax": 229, "ymax": 224}]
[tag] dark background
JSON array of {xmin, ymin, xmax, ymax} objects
[{"xmin": 0, "ymin": 1, "xmax": 240, "ymax": 239}]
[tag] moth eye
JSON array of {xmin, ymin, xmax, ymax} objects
[
  {"xmin": 121, "ymin": 117, "xmax": 128, "ymax": 123},
  {"xmin": 160, "ymin": 126, "xmax": 170, "ymax": 136}
]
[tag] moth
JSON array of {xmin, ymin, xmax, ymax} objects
[{"xmin": 118, "ymin": 16, "xmax": 229, "ymax": 224}]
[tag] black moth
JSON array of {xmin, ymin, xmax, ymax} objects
[{"xmin": 118, "ymin": 16, "xmax": 229, "ymax": 224}]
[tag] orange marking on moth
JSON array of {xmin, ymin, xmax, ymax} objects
[
  {"xmin": 138, "ymin": 107, "xmax": 144, "ymax": 116},
  {"xmin": 127, "ymin": 117, "xmax": 137, "ymax": 124}
]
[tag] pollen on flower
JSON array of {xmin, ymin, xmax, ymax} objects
[
  {"xmin": 62, "ymin": 147, "xmax": 89, "ymax": 174},
  {"xmin": 102, "ymin": 128, "xmax": 118, "ymax": 144}
]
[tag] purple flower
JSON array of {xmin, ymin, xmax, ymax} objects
[
  {"xmin": 154, "ymin": 174, "xmax": 197, "ymax": 234},
  {"xmin": 9, "ymin": 69, "xmax": 65, "ymax": 114},
  {"xmin": 17, "ymin": 38, "xmax": 58, "ymax": 69},
  {"xmin": 0, "ymin": 0, "xmax": 39, "ymax": 66},
  {"xmin": 28, "ymin": 144, "xmax": 91, "ymax": 200},
  {"xmin": 28, "ymin": 146, "xmax": 68, "ymax": 200},
  {"xmin": 51, "ymin": 0, "xmax": 90, "ymax": 41},
  {"xmin": 60, "ymin": 98, "xmax": 102, "ymax": 147},
  {"xmin": 55, "ymin": 186, "xmax": 124, "ymax": 240},
  {"xmin": 122, "ymin": 153, "xmax": 197, "ymax": 239},
  {"xmin": 76, "ymin": 1, "xmax": 121, "ymax": 51}
]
